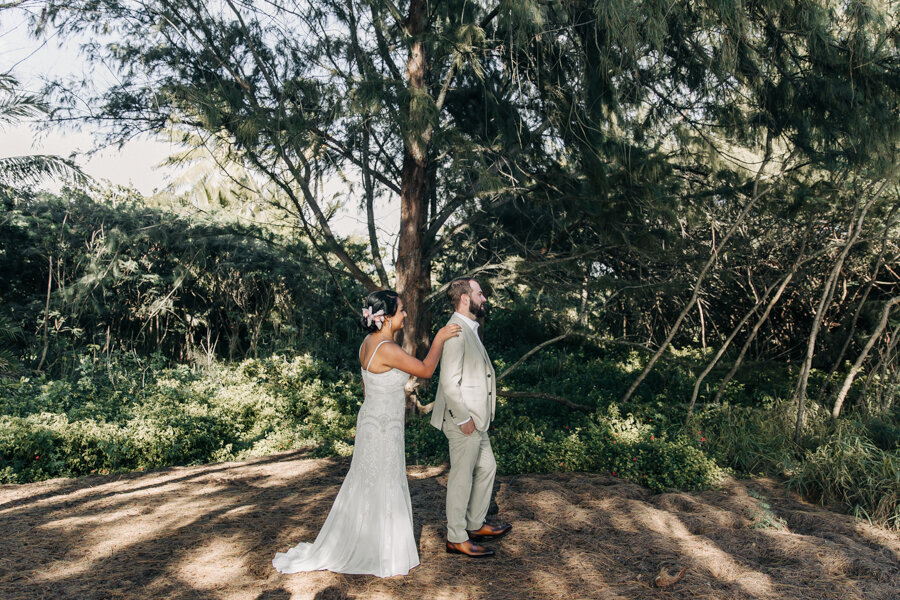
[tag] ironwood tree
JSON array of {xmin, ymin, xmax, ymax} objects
[{"xmin": 27, "ymin": 0, "xmax": 900, "ymax": 420}]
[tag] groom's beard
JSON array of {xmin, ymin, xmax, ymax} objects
[{"xmin": 471, "ymin": 300, "xmax": 488, "ymax": 319}]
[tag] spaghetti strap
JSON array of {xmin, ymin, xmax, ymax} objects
[{"xmin": 365, "ymin": 340, "xmax": 390, "ymax": 372}]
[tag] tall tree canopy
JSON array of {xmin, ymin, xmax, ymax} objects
[{"xmin": 30, "ymin": 0, "xmax": 900, "ymax": 414}]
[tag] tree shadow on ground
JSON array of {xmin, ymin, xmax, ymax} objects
[
  {"xmin": 0, "ymin": 453, "xmax": 897, "ymax": 600},
  {"xmin": 312, "ymin": 586, "xmax": 355, "ymax": 600},
  {"xmin": 0, "ymin": 451, "xmax": 295, "ymax": 512}
]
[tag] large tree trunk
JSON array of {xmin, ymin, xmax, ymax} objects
[
  {"xmin": 397, "ymin": 0, "xmax": 434, "ymax": 413},
  {"xmin": 397, "ymin": 154, "xmax": 433, "ymax": 403}
]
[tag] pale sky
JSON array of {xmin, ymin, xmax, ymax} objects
[
  {"xmin": 1, "ymin": 7, "xmax": 180, "ymax": 194},
  {"xmin": 0, "ymin": 6, "xmax": 397, "ymax": 241}
]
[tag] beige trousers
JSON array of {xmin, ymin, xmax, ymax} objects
[{"xmin": 442, "ymin": 421, "xmax": 497, "ymax": 543}]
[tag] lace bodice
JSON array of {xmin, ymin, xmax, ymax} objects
[
  {"xmin": 359, "ymin": 340, "xmax": 409, "ymax": 418},
  {"xmin": 361, "ymin": 366, "xmax": 409, "ymax": 392}
]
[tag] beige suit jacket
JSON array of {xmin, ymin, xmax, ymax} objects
[{"xmin": 431, "ymin": 313, "xmax": 497, "ymax": 432}]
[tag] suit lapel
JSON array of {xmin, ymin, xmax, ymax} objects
[
  {"xmin": 450, "ymin": 314, "xmax": 493, "ymax": 369},
  {"xmin": 453, "ymin": 315, "xmax": 488, "ymax": 363},
  {"xmin": 475, "ymin": 330, "xmax": 490, "ymax": 364},
  {"xmin": 474, "ymin": 323, "xmax": 492, "ymax": 364}
]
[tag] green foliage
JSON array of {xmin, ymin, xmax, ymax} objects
[
  {"xmin": 0, "ymin": 352, "xmax": 361, "ymax": 483},
  {"xmin": 2, "ymin": 341, "xmax": 898, "ymax": 532},
  {"xmin": 0, "ymin": 74, "xmax": 87, "ymax": 186},
  {"xmin": 0, "ymin": 347, "xmax": 724, "ymax": 494},
  {"xmin": 703, "ymin": 404, "xmax": 900, "ymax": 529},
  {"xmin": 788, "ymin": 422, "xmax": 900, "ymax": 529},
  {"xmin": 0, "ymin": 311, "xmax": 23, "ymax": 377},
  {"xmin": 405, "ymin": 416, "xmax": 449, "ymax": 466},
  {"xmin": 492, "ymin": 406, "xmax": 727, "ymax": 493},
  {"xmin": 865, "ymin": 412, "xmax": 900, "ymax": 452},
  {"xmin": 0, "ymin": 189, "xmax": 368, "ymax": 375},
  {"xmin": 746, "ymin": 490, "xmax": 788, "ymax": 531},
  {"xmin": 699, "ymin": 403, "xmax": 798, "ymax": 476}
]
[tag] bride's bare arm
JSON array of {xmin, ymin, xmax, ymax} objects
[{"xmin": 375, "ymin": 324, "xmax": 462, "ymax": 378}]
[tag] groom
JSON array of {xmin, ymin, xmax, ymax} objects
[{"xmin": 431, "ymin": 277, "xmax": 511, "ymax": 558}]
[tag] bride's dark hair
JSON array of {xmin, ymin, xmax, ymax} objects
[{"xmin": 359, "ymin": 290, "xmax": 401, "ymax": 333}]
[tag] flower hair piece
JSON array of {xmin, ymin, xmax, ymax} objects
[{"xmin": 362, "ymin": 306, "xmax": 386, "ymax": 330}]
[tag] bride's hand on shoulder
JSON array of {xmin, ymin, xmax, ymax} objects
[
  {"xmin": 436, "ymin": 323, "xmax": 462, "ymax": 342},
  {"xmin": 384, "ymin": 324, "xmax": 461, "ymax": 379}
]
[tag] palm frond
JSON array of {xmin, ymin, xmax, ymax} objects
[
  {"xmin": 0, "ymin": 154, "xmax": 90, "ymax": 186},
  {"xmin": 0, "ymin": 72, "xmax": 90, "ymax": 187},
  {"xmin": 0, "ymin": 72, "xmax": 47, "ymax": 126},
  {"xmin": 0, "ymin": 93, "xmax": 47, "ymax": 126},
  {"xmin": 0, "ymin": 314, "xmax": 22, "ymax": 377},
  {"xmin": 0, "ymin": 350, "xmax": 19, "ymax": 377}
]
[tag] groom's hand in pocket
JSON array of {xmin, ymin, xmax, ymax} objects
[{"xmin": 459, "ymin": 418, "xmax": 476, "ymax": 435}]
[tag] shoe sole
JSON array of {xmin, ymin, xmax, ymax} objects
[
  {"xmin": 445, "ymin": 547, "xmax": 495, "ymax": 558},
  {"xmin": 467, "ymin": 528, "xmax": 511, "ymax": 542}
]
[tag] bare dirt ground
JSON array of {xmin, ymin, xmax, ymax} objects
[{"xmin": 1, "ymin": 451, "xmax": 898, "ymax": 600}]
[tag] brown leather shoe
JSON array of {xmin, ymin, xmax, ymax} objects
[
  {"xmin": 467, "ymin": 522, "xmax": 512, "ymax": 541},
  {"xmin": 445, "ymin": 539, "xmax": 495, "ymax": 558}
]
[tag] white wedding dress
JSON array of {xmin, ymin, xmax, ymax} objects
[{"xmin": 272, "ymin": 340, "xmax": 419, "ymax": 577}]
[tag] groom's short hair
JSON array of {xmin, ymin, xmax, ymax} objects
[{"xmin": 447, "ymin": 277, "xmax": 474, "ymax": 309}]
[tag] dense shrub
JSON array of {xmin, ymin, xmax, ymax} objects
[
  {"xmin": 2, "ymin": 345, "xmax": 897, "ymax": 530},
  {"xmin": 491, "ymin": 407, "xmax": 727, "ymax": 492},
  {"xmin": 405, "ymin": 416, "xmax": 450, "ymax": 466},
  {"xmin": 788, "ymin": 424, "xmax": 900, "ymax": 529},
  {"xmin": 0, "ymin": 353, "xmax": 723, "ymax": 494},
  {"xmin": 866, "ymin": 412, "xmax": 900, "ymax": 451},
  {"xmin": 0, "ymin": 190, "xmax": 369, "ymax": 376},
  {"xmin": 0, "ymin": 352, "xmax": 360, "ymax": 483},
  {"xmin": 698, "ymin": 403, "xmax": 798, "ymax": 476},
  {"xmin": 698, "ymin": 403, "xmax": 900, "ymax": 529}
]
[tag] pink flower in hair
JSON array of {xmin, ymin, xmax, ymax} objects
[{"xmin": 362, "ymin": 306, "xmax": 385, "ymax": 329}]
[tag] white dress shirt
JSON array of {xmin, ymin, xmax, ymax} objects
[{"xmin": 453, "ymin": 311, "xmax": 481, "ymax": 337}]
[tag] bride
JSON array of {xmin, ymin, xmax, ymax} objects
[{"xmin": 273, "ymin": 290, "xmax": 462, "ymax": 578}]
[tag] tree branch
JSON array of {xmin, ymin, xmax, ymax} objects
[
  {"xmin": 497, "ymin": 390, "xmax": 592, "ymax": 412},
  {"xmin": 498, "ymin": 332, "xmax": 571, "ymax": 381}
]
